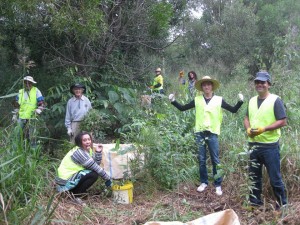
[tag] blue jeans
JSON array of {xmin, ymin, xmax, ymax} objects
[
  {"xmin": 195, "ymin": 131, "xmax": 222, "ymax": 187},
  {"xmin": 249, "ymin": 144, "xmax": 287, "ymax": 206}
]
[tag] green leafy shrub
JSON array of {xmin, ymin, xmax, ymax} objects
[{"xmin": 80, "ymin": 109, "xmax": 114, "ymax": 143}]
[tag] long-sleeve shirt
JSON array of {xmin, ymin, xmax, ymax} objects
[
  {"xmin": 65, "ymin": 95, "xmax": 92, "ymax": 129},
  {"xmin": 55, "ymin": 148, "xmax": 110, "ymax": 186},
  {"xmin": 171, "ymin": 97, "xmax": 243, "ymax": 113}
]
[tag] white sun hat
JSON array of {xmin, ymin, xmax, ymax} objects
[{"xmin": 23, "ymin": 76, "xmax": 37, "ymax": 84}]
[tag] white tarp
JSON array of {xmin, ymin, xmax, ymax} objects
[
  {"xmin": 144, "ymin": 209, "xmax": 240, "ymax": 225},
  {"xmin": 93, "ymin": 143, "xmax": 137, "ymax": 179}
]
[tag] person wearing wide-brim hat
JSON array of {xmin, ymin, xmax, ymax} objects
[
  {"xmin": 14, "ymin": 76, "xmax": 45, "ymax": 122},
  {"xmin": 168, "ymin": 75, "xmax": 244, "ymax": 196},
  {"xmin": 12, "ymin": 75, "xmax": 45, "ymax": 146},
  {"xmin": 65, "ymin": 83, "xmax": 92, "ymax": 143}
]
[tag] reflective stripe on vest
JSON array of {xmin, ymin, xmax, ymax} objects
[
  {"xmin": 57, "ymin": 147, "xmax": 93, "ymax": 180},
  {"xmin": 153, "ymin": 75, "xmax": 163, "ymax": 91},
  {"xmin": 248, "ymin": 94, "xmax": 281, "ymax": 143},
  {"xmin": 18, "ymin": 87, "xmax": 37, "ymax": 119},
  {"xmin": 195, "ymin": 95, "xmax": 223, "ymax": 135}
]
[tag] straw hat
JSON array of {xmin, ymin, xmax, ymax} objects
[
  {"xmin": 195, "ymin": 76, "xmax": 220, "ymax": 91},
  {"xmin": 23, "ymin": 76, "xmax": 37, "ymax": 84}
]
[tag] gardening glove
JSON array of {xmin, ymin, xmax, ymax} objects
[
  {"xmin": 67, "ymin": 128, "xmax": 73, "ymax": 136},
  {"xmin": 149, "ymin": 86, "xmax": 154, "ymax": 89},
  {"xmin": 35, "ymin": 108, "xmax": 42, "ymax": 114},
  {"xmin": 12, "ymin": 114, "xmax": 18, "ymax": 123},
  {"xmin": 105, "ymin": 179, "xmax": 112, "ymax": 188},
  {"xmin": 11, "ymin": 109, "xmax": 19, "ymax": 123},
  {"xmin": 250, "ymin": 127, "xmax": 265, "ymax": 136},
  {"xmin": 168, "ymin": 94, "xmax": 175, "ymax": 102},
  {"xmin": 238, "ymin": 93, "xmax": 244, "ymax": 102},
  {"xmin": 247, "ymin": 128, "xmax": 254, "ymax": 138}
]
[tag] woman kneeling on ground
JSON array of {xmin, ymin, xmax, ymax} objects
[{"xmin": 55, "ymin": 132, "xmax": 112, "ymax": 204}]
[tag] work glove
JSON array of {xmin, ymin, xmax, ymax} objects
[
  {"xmin": 35, "ymin": 108, "xmax": 42, "ymax": 114},
  {"xmin": 12, "ymin": 109, "xmax": 19, "ymax": 114},
  {"xmin": 12, "ymin": 109, "xmax": 19, "ymax": 123},
  {"xmin": 247, "ymin": 128, "xmax": 254, "ymax": 138},
  {"xmin": 238, "ymin": 93, "xmax": 244, "ymax": 102},
  {"xmin": 105, "ymin": 179, "xmax": 112, "ymax": 188},
  {"xmin": 250, "ymin": 127, "xmax": 265, "ymax": 136},
  {"xmin": 67, "ymin": 128, "xmax": 73, "ymax": 136},
  {"xmin": 12, "ymin": 114, "xmax": 18, "ymax": 123},
  {"xmin": 168, "ymin": 94, "xmax": 175, "ymax": 102},
  {"xmin": 149, "ymin": 86, "xmax": 154, "ymax": 89}
]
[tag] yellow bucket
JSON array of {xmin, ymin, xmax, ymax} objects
[{"xmin": 112, "ymin": 181, "xmax": 133, "ymax": 204}]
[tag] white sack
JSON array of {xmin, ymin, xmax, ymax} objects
[
  {"xmin": 144, "ymin": 209, "xmax": 240, "ymax": 225},
  {"xmin": 93, "ymin": 143, "xmax": 137, "ymax": 179}
]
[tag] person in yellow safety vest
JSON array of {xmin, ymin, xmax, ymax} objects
[
  {"xmin": 244, "ymin": 71, "xmax": 287, "ymax": 210},
  {"xmin": 149, "ymin": 67, "xmax": 164, "ymax": 94},
  {"xmin": 55, "ymin": 131, "xmax": 112, "ymax": 205},
  {"xmin": 13, "ymin": 76, "xmax": 45, "ymax": 142},
  {"xmin": 168, "ymin": 76, "xmax": 244, "ymax": 196}
]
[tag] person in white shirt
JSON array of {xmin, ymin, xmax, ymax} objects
[{"xmin": 65, "ymin": 84, "xmax": 92, "ymax": 143}]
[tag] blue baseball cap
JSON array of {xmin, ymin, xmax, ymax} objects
[{"xmin": 254, "ymin": 71, "xmax": 271, "ymax": 83}]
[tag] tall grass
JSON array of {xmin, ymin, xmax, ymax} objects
[{"xmin": 0, "ymin": 124, "xmax": 55, "ymax": 224}]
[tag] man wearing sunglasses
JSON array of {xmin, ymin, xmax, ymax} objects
[{"xmin": 244, "ymin": 71, "xmax": 287, "ymax": 210}]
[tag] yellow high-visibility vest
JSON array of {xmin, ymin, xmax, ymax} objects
[
  {"xmin": 57, "ymin": 147, "xmax": 93, "ymax": 180},
  {"xmin": 248, "ymin": 94, "xmax": 281, "ymax": 143},
  {"xmin": 195, "ymin": 95, "xmax": 223, "ymax": 135},
  {"xmin": 153, "ymin": 75, "xmax": 163, "ymax": 91},
  {"xmin": 18, "ymin": 87, "xmax": 37, "ymax": 119}
]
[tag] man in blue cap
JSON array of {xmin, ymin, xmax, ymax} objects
[
  {"xmin": 244, "ymin": 71, "xmax": 287, "ymax": 210},
  {"xmin": 65, "ymin": 84, "xmax": 92, "ymax": 143}
]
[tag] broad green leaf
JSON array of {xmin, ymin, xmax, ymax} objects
[{"xmin": 108, "ymin": 91, "xmax": 119, "ymax": 104}]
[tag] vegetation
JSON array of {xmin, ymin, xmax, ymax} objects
[{"xmin": 0, "ymin": 0, "xmax": 300, "ymax": 224}]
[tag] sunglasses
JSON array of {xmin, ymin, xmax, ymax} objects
[{"xmin": 254, "ymin": 80, "xmax": 267, "ymax": 85}]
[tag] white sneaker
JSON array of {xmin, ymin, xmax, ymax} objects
[
  {"xmin": 216, "ymin": 186, "xmax": 223, "ymax": 196},
  {"xmin": 197, "ymin": 183, "xmax": 208, "ymax": 192}
]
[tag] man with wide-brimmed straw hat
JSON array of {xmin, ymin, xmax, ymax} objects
[
  {"xmin": 65, "ymin": 83, "xmax": 92, "ymax": 143},
  {"xmin": 14, "ymin": 76, "xmax": 45, "ymax": 119},
  {"xmin": 13, "ymin": 76, "xmax": 45, "ymax": 145},
  {"xmin": 169, "ymin": 75, "xmax": 244, "ymax": 196}
]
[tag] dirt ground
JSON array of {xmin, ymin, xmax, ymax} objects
[{"xmin": 51, "ymin": 182, "xmax": 300, "ymax": 225}]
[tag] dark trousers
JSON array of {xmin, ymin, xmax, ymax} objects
[
  {"xmin": 249, "ymin": 144, "xmax": 287, "ymax": 206},
  {"xmin": 70, "ymin": 171, "xmax": 98, "ymax": 196}
]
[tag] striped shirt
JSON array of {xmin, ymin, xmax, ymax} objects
[{"xmin": 55, "ymin": 148, "xmax": 110, "ymax": 186}]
